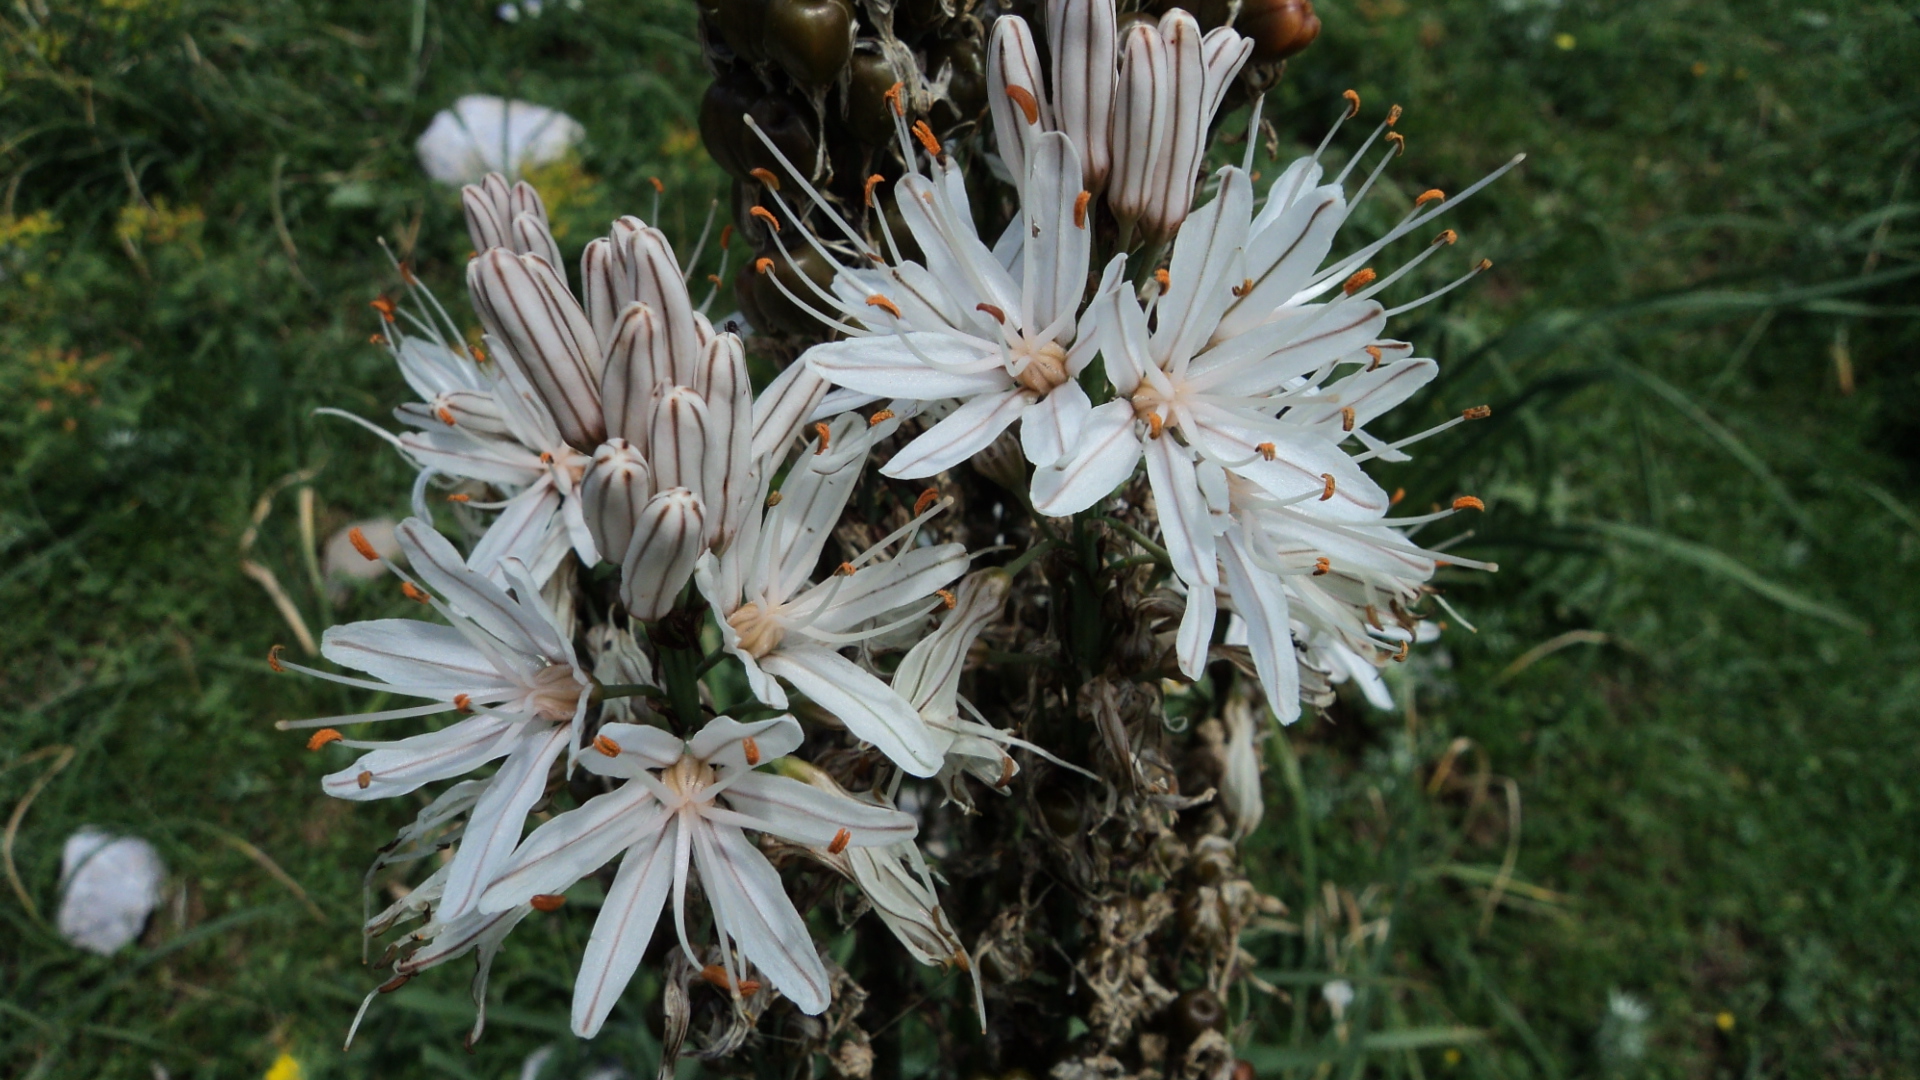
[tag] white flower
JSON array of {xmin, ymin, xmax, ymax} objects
[
  {"xmin": 274, "ymin": 517, "xmax": 591, "ymax": 921},
  {"xmin": 415, "ymin": 95, "xmax": 585, "ymax": 187},
  {"xmin": 475, "ymin": 715, "xmax": 917, "ymax": 1035},
  {"xmin": 696, "ymin": 414, "xmax": 968, "ymax": 777},
  {"xmin": 795, "ymin": 132, "xmax": 1122, "ymax": 478}
]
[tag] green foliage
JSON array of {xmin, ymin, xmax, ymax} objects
[{"xmin": 2, "ymin": 0, "xmax": 1916, "ymax": 1077}]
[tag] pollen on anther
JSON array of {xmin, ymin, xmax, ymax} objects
[
  {"xmin": 454, "ymin": 693, "xmax": 473, "ymax": 712},
  {"xmin": 530, "ymin": 894, "xmax": 567, "ymax": 912},
  {"xmin": 707, "ymin": 273, "xmax": 722, "ymax": 286},
  {"xmin": 1385, "ymin": 132, "xmax": 1406, "ymax": 156},
  {"xmin": 1392, "ymin": 640, "xmax": 1410, "ymax": 662},
  {"xmin": 1319, "ymin": 473, "xmax": 1337, "ymax": 500},
  {"xmin": 740, "ymin": 735, "xmax": 761, "ymax": 766},
  {"xmin": 1343, "ymin": 268, "xmax": 1377, "ymax": 295},
  {"xmin": 755, "ymin": 257, "xmax": 775, "ymax": 275},
  {"xmin": 1435, "ymin": 229, "xmax": 1458, "ymax": 246},
  {"xmin": 813, "ymin": 422, "xmax": 832, "ymax": 454},
  {"xmin": 1364, "ymin": 344, "xmax": 1384, "ymax": 370},
  {"xmin": 828, "ymin": 827, "xmax": 852, "ymax": 855},
  {"xmin": 370, "ymin": 297, "xmax": 397, "ymax": 322},
  {"xmin": 369, "ymin": 333, "xmax": 387, "ymax": 346},
  {"xmin": 1463, "ymin": 404, "xmax": 1492, "ymax": 420},
  {"xmin": 1154, "ymin": 268, "xmax": 1171, "ymax": 291},
  {"xmin": 538, "ymin": 451, "xmax": 553, "ymax": 465},
  {"xmin": 884, "ymin": 81, "xmax": 906, "ymax": 116},
  {"xmin": 348, "ymin": 527, "xmax": 379, "ymax": 562},
  {"xmin": 436, "ymin": 406, "xmax": 456, "ymax": 425},
  {"xmin": 307, "ymin": 728, "xmax": 344, "ymax": 751},
  {"xmin": 378, "ymin": 974, "xmax": 411, "ymax": 994},
  {"xmin": 936, "ymin": 588, "xmax": 957, "ymax": 609},
  {"xmin": 1342, "ymin": 89, "xmax": 1362, "ymax": 117},
  {"xmin": 648, "ymin": 176, "xmax": 666, "ymax": 194},
  {"xmin": 447, "ymin": 492, "xmax": 471, "ymax": 503},
  {"xmin": 749, "ymin": 205, "xmax": 781, "ymax": 232},
  {"xmin": 1386, "ymin": 104, "xmax": 1403, "ymax": 127},
  {"xmin": 1390, "ymin": 487, "xmax": 1406, "ymax": 506},
  {"xmin": 593, "ymin": 734, "xmax": 622, "ymax": 757},
  {"xmin": 864, "ymin": 174, "xmax": 885, "ymax": 207},
  {"xmin": 1476, "ymin": 258, "xmax": 1494, "ymax": 272},
  {"xmin": 749, "ymin": 167, "xmax": 781, "ymax": 191},
  {"xmin": 401, "ymin": 581, "xmax": 431, "ymax": 604},
  {"xmin": 865, "ymin": 294, "xmax": 903, "ymax": 318},
  {"xmin": 1146, "ymin": 412, "xmax": 1165, "ymax": 439},
  {"xmin": 1073, "ymin": 191, "xmax": 1092, "ymax": 228},
  {"xmin": 268, "ymin": 644, "xmax": 285, "ymax": 673},
  {"xmin": 719, "ymin": 224, "xmax": 733, "ymax": 250},
  {"xmin": 914, "ymin": 488, "xmax": 940, "ymax": 516},
  {"xmin": 911, "ymin": 121, "xmax": 942, "ymax": 157},
  {"xmin": 1313, "ymin": 557, "xmax": 1331, "ymax": 576},
  {"xmin": 1231, "ymin": 278, "xmax": 1254, "ymax": 297},
  {"xmin": 1415, "ymin": 189, "xmax": 1446, "ymax": 208},
  {"xmin": 835, "ymin": 561, "xmax": 857, "ymax": 577},
  {"xmin": 1256, "ymin": 442, "xmax": 1277, "ymax": 461},
  {"xmin": 1340, "ymin": 406, "xmax": 1356, "ymax": 432},
  {"xmin": 766, "ymin": 491, "xmax": 784, "ymax": 507},
  {"xmin": 1452, "ymin": 495, "xmax": 1486, "ymax": 511},
  {"xmin": 1005, "ymin": 84, "xmax": 1041, "ymax": 125},
  {"xmin": 976, "ymin": 302, "xmax": 1006, "ymax": 323},
  {"xmin": 357, "ymin": 770, "xmax": 373, "ymax": 790},
  {"xmin": 869, "ymin": 409, "xmax": 896, "ymax": 426}
]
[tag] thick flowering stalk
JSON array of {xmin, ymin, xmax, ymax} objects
[
  {"xmin": 274, "ymin": 517, "xmax": 591, "ymax": 920},
  {"xmin": 474, "ymin": 715, "xmax": 916, "ymax": 1035},
  {"xmin": 696, "ymin": 413, "xmax": 968, "ymax": 777}
]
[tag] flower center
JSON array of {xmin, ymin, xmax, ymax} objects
[
  {"xmin": 728, "ymin": 603, "xmax": 786, "ymax": 658},
  {"xmin": 1010, "ymin": 338, "xmax": 1070, "ymax": 395},
  {"xmin": 528, "ymin": 663, "xmax": 585, "ymax": 722},
  {"xmin": 662, "ymin": 755, "xmax": 717, "ymax": 802}
]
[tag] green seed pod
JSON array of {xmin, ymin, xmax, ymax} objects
[
  {"xmin": 764, "ymin": 0, "xmax": 856, "ymax": 90},
  {"xmin": 700, "ymin": 74, "xmax": 761, "ymax": 179}
]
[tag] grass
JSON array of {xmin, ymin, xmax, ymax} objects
[{"xmin": 2, "ymin": 0, "xmax": 1917, "ymax": 1077}]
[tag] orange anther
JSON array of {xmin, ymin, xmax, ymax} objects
[
  {"xmin": 1073, "ymin": 191, "xmax": 1092, "ymax": 228},
  {"xmin": 813, "ymin": 422, "xmax": 832, "ymax": 453},
  {"xmin": 1415, "ymin": 189, "xmax": 1446, "ymax": 208},
  {"xmin": 1452, "ymin": 496, "xmax": 1485, "ymax": 511},
  {"xmin": 648, "ymin": 176, "xmax": 665, "ymax": 194},
  {"xmin": 1340, "ymin": 406, "xmax": 1356, "ymax": 432},
  {"xmin": 1386, "ymin": 104, "xmax": 1403, "ymax": 127},
  {"xmin": 700, "ymin": 965, "xmax": 733, "ymax": 989},
  {"xmin": 1392, "ymin": 639, "xmax": 1409, "ymax": 662},
  {"xmin": 348, "ymin": 527, "xmax": 379, "ymax": 561},
  {"xmin": 1313, "ymin": 557, "xmax": 1331, "ymax": 576},
  {"xmin": 1476, "ymin": 258, "xmax": 1494, "ymax": 272},
  {"xmin": 749, "ymin": 205, "xmax": 781, "ymax": 232},
  {"xmin": 593, "ymin": 734, "xmax": 623, "ymax": 756},
  {"xmin": 357, "ymin": 770, "xmax": 374, "ymax": 790},
  {"xmin": 437, "ymin": 406, "xmax": 457, "ymax": 425},
  {"xmin": 1364, "ymin": 344, "xmax": 1384, "ymax": 369},
  {"xmin": 865, "ymin": 294, "xmax": 903, "ymax": 318},
  {"xmin": 1384, "ymin": 132, "xmax": 1405, "ymax": 155},
  {"xmin": 1231, "ymin": 277, "xmax": 1254, "ymax": 297},
  {"xmin": 884, "ymin": 81, "xmax": 906, "ymax": 116},
  {"xmin": 911, "ymin": 121, "xmax": 942, "ymax": 157},
  {"xmin": 539, "ymin": 450, "xmax": 553, "ymax": 464},
  {"xmin": 531, "ymin": 894, "xmax": 567, "ymax": 911},
  {"xmin": 1342, "ymin": 89, "xmax": 1361, "ymax": 118},
  {"xmin": 828, "ymin": 827, "xmax": 852, "ymax": 854},
  {"xmin": 869, "ymin": 409, "xmax": 896, "ymax": 425},
  {"xmin": 370, "ymin": 297, "xmax": 396, "ymax": 321},
  {"xmin": 401, "ymin": 581, "xmax": 431, "ymax": 604},
  {"xmin": 707, "ymin": 274, "xmax": 722, "ymax": 286},
  {"xmin": 914, "ymin": 488, "xmax": 940, "ymax": 516},
  {"xmin": 1005, "ymin": 84, "xmax": 1040, "ymax": 125},
  {"xmin": 720, "ymin": 223, "xmax": 734, "ymax": 250},
  {"xmin": 1462, "ymin": 404, "xmax": 1492, "ymax": 420},
  {"xmin": 1256, "ymin": 442, "xmax": 1277, "ymax": 461},
  {"xmin": 454, "ymin": 693, "xmax": 473, "ymax": 712},
  {"xmin": 378, "ymin": 974, "xmax": 411, "ymax": 994},
  {"xmin": 1435, "ymin": 229, "xmax": 1458, "ymax": 246},
  {"xmin": 766, "ymin": 491, "xmax": 784, "ymax": 507},
  {"xmin": 1145, "ymin": 412, "xmax": 1165, "ymax": 439},
  {"xmin": 470, "ymin": 344, "xmax": 487, "ymax": 364},
  {"xmin": 864, "ymin": 173, "xmax": 886, "ymax": 207},
  {"xmin": 738, "ymin": 979, "xmax": 763, "ymax": 995},
  {"xmin": 1154, "ymin": 268, "xmax": 1170, "ymax": 291},
  {"xmin": 268, "ymin": 644, "xmax": 285, "ymax": 673},
  {"xmin": 447, "ymin": 493, "xmax": 471, "ymax": 503},
  {"xmin": 755, "ymin": 257, "xmax": 775, "ymax": 275},
  {"xmin": 1390, "ymin": 487, "xmax": 1406, "ymax": 506},
  {"xmin": 742, "ymin": 736, "xmax": 761, "ymax": 766},
  {"xmin": 369, "ymin": 333, "xmax": 387, "ymax": 346},
  {"xmin": 307, "ymin": 728, "xmax": 343, "ymax": 751},
  {"xmin": 975, "ymin": 302, "xmax": 1006, "ymax": 323},
  {"xmin": 935, "ymin": 588, "xmax": 957, "ymax": 609},
  {"xmin": 835, "ymin": 561, "xmax": 857, "ymax": 577},
  {"xmin": 1342, "ymin": 268, "xmax": 1377, "ymax": 295},
  {"xmin": 749, "ymin": 168, "xmax": 781, "ymax": 191},
  {"xmin": 1319, "ymin": 474, "xmax": 1337, "ymax": 500}
]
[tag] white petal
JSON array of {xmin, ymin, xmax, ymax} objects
[
  {"xmin": 396, "ymin": 517, "xmax": 564, "ymax": 658},
  {"xmin": 760, "ymin": 646, "xmax": 944, "ymax": 777},
  {"xmin": 893, "ymin": 570, "xmax": 1009, "ymax": 721},
  {"xmin": 881, "ymin": 388, "xmax": 1029, "ymax": 480},
  {"xmin": 1020, "ymin": 132, "xmax": 1092, "ymax": 336},
  {"xmin": 691, "ymin": 821, "xmax": 831, "ymax": 1014},
  {"xmin": 465, "ymin": 480, "xmax": 573, "ymax": 586},
  {"xmin": 1143, "ymin": 435, "xmax": 1218, "ymax": 591},
  {"xmin": 440, "ymin": 722, "xmax": 572, "ymax": 920},
  {"xmin": 789, "ymin": 543, "xmax": 970, "ymax": 634},
  {"xmin": 1153, "ymin": 166, "xmax": 1254, "ymax": 371},
  {"xmin": 805, "ymin": 334, "xmax": 1009, "ymax": 400},
  {"xmin": 717, "ymin": 772, "xmax": 918, "ymax": 848},
  {"xmin": 1215, "ymin": 186, "xmax": 1348, "ymax": 341},
  {"xmin": 1019, "ymin": 379, "xmax": 1091, "ymax": 467},
  {"xmin": 321, "ymin": 714, "xmax": 517, "ymax": 801},
  {"xmin": 320, "ymin": 619, "xmax": 512, "ymax": 695},
  {"xmin": 1219, "ymin": 529, "xmax": 1298, "ymax": 719},
  {"xmin": 1175, "ymin": 580, "xmax": 1215, "ymax": 680},
  {"xmin": 1029, "ymin": 400, "xmax": 1142, "ymax": 516},
  {"xmin": 572, "ymin": 815, "xmax": 679, "ymax": 1037},
  {"xmin": 751, "ymin": 360, "xmax": 830, "ymax": 462},
  {"xmin": 480, "ymin": 784, "xmax": 662, "ymax": 913},
  {"xmin": 583, "ymin": 722, "xmax": 689, "ymax": 771},
  {"xmin": 985, "ymin": 16, "xmax": 1050, "ymax": 197},
  {"xmin": 688, "ymin": 714, "xmax": 805, "ymax": 771}
]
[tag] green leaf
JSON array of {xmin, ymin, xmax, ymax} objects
[{"xmin": 1586, "ymin": 521, "xmax": 1870, "ymax": 633}]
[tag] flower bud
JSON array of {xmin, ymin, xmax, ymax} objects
[
  {"xmin": 1107, "ymin": 22, "xmax": 1167, "ymax": 231},
  {"xmin": 750, "ymin": 360, "xmax": 830, "ymax": 462},
  {"xmin": 1047, "ymin": 0, "xmax": 1116, "ymax": 191},
  {"xmin": 580, "ymin": 439, "xmax": 653, "ymax": 568},
  {"xmin": 511, "ymin": 212, "xmax": 563, "ymax": 279},
  {"xmin": 602, "ymin": 301, "xmax": 674, "ymax": 447},
  {"xmin": 620, "ymin": 488, "xmax": 707, "ymax": 620},
  {"xmin": 461, "ymin": 175, "xmax": 564, "ymax": 269},
  {"xmin": 700, "ymin": 334, "xmax": 755, "ymax": 547},
  {"xmin": 616, "ymin": 225, "xmax": 704, "ymax": 388},
  {"xmin": 986, "ymin": 17, "xmax": 1049, "ymax": 190},
  {"xmin": 467, "ymin": 249, "xmax": 605, "ymax": 450},
  {"xmin": 646, "ymin": 386, "xmax": 710, "ymax": 499}
]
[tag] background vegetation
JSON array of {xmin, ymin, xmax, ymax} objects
[{"xmin": 2, "ymin": 0, "xmax": 1916, "ymax": 1076}]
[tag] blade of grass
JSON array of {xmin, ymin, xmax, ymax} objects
[{"xmin": 1587, "ymin": 521, "xmax": 1869, "ymax": 633}]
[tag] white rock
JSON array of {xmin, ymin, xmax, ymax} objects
[
  {"xmin": 57, "ymin": 828, "xmax": 165, "ymax": 955},
  {"xmin": 415, "ymin": 95, "xmax": 586, "ymax": 187}
]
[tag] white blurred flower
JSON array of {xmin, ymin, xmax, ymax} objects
[
  {"xmin": 477, "ymin": 715, "xmax": 917, "ymax": 1035},
  {"xmin": 57, "ymin": 828, "xmax": 165, "ymax": 955},
  {"xmin": 416, "ymin": 96, "xmax": 585, "ymax": 187}
]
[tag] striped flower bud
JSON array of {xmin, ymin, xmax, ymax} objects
[
  {"xmin": 601, "ymin": 301, "xmax": 673, "ymax": 448},
  {"xmin": 580, "ymin": 439, "xmax": 653, "ymax": 569},
  {"xmin": 620, "ymin": 488, "xmax": 707, "ymax": 620},
  {"xmin": 699, "ymin": 334, "xmax": 755, "ymax": 548},
  {"xmin": 1047, "ymin": 0, "xmax": 1116, "ymax": 192},
  {"xmin": 616, "ymin": 224, "xmax": 705, "ymax": 388},
  {"xmin": 467, "ymin": 249, "xmax": 605, "ymax": 450},
  {"xmin": 646, "ymin": 386, "xmax": 710, "ymax": 499},
  {"xmin": 986, "ymin": 17, "xmax": 1051, "ymax": 192},
  {"xmin": 461, "ymin": 174, "xmax": 564, "ymax": 271}
]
